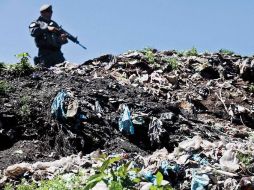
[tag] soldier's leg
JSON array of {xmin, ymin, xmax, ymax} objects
[
  {"xmin": 38, "ymin": 49, "xmax": 55, "ymax": 68},
  {"xmin": 54, "ymin": 51, "xmax": 65, "ymax": 65}
]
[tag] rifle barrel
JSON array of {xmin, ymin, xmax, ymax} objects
[
  {"xmin": 58, "ymin": 26, "xmax": 87, "ymax": 50},
  {"xmin": 78, "ymin": 43, "xmax": 87, "ymax": 50}
]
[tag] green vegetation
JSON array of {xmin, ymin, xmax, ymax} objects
[
  {"xmin": 219, "ymin": 49, "xmax": 235, "ymax": 55},
  {"xmin": 150, "ymin": 172, "xmax": 173, "ymax": 190},
  {"xmin": 9, "ymin": 52, "xmax": 34, "ymax": 76},
  {"xmin": 185, "ymin": 47, "xmax": 198, "ymax": 56},
  {"xmin": 176, "ymin": 50, "xmax": 184, "ymax": 57},
  {"xmin": 175, "ymin": 47, "xmax": 198, "ymax": 57},
  {"xmin": 0, "ymin": 80, "xmax": 14, "ymax": 95},
  {"xmin": 249, "ymin": 84, "xmax": 254, "ymax": 93},
  {"xmin": 237, "ymin": 151, "xmax": 253, "ymax": 166},
  {"xmin": 0, "ymin": 62, "xmax": 6, "ymax": 71},
  {"xmin": 163, "ymin": 57, "xmax": 179, "ymax": 70},
  {"xmin": 141, "ymin": 47, "xmax": 157, "ymax": 65},
  {"xmin": 4, "ymin": 177, "xmax": 66, "ymax": 190},
  {"xmin": 84, "ymin": 155, "xmax": 140, "ymax": 190},
  {"xmin": 4, "ymin": 155, "xmax": 173, "ymax": 190},
  {"xmin": 19, "ymin": 96, "xmax": 31, "ymax": 118}
]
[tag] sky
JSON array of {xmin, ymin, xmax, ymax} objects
[{"xmin": 1, "ymin": 0, "xmax": 254, "ymax": 65}]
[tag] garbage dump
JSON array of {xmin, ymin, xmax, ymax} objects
[{"xmin": 1, "ymin": 49, "xmax": 254, "ymax": 189}]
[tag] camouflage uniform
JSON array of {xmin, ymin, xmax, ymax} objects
[{"xmin": 29, "ymin": 16, "xmax": 68, "ymax": 67}]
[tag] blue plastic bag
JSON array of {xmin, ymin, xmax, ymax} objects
[
  {"xmin": 191, "ymin": 171, "xmax": 209, "ymax": 190},
  {"xmin": 51, "ymin": 90, "xmax": 68, "ymax": 120},
  {"xmin": 118, "ymin": 105, "xmax": 134, "ymax": 135},
  {"xmin": 143, "ymin": 171, "xmax": 156, "ymax": 183}
]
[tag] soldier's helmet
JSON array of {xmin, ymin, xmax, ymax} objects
[{"xmin": 40, "ymin": 4, "xmax": 52, "ymax": 12}]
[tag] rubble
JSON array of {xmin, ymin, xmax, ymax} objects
[{"xmin": 1, "ymin": 49, "xmax": 254, "ymax": 188}]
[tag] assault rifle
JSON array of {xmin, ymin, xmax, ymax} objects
[{"xmin": 58, "ymin": 26, "xmax": 87, "ymax": 50}]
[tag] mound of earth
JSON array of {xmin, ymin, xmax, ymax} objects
[{"xmin": 1, "ymin": 49, "xmax": 254, "ymax": 187}]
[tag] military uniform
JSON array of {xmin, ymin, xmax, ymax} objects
[{"xmin": 29, "ymin": 5, "xmax": 68, "ymax": 67}]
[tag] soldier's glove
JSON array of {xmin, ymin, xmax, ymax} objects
[
  {"xmin": 60, "ymin": 33, "xmax": 68, "ymax": 41},
  {"xmin": 48, "ymin": 26, "xmax": 59, "ymax": 32}
]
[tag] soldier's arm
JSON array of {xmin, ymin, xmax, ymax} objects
[
  {"xmin": 29, "ymin": 21, "xmax": 52, "ymax": 37},
  {"xmin": 51, "ymin": 21, "xmax": 68, "ymax": 44},
  {"xmin": 60, "ymin": 34, "xmax": 68, "ymax": 44}
]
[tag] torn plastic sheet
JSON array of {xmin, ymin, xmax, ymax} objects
[
  {"xmin": 219, "ymin": 149, "xmax": 239, "ymax": 172},
  {"xmin": 191, "ymin": 171, "xmax": 209, "ymax": 190},
  {"xmin": 178, "ymin": 136, "xmax": 202, "ymax": 152},
  {"xmin": 160, "ymin": 160, "xmax": 181, "ymax": 176},
  {"xmin": 192, "ymin": 154, "xmax": 209, "ymax": 166},
  {"xmin": 51, "ymin": 89, "xmax": 68, "ymax": 120},
  {"xmin": 95, "ymin": 101, "xmax": 103, "ymax": 113},
  {"xmin": 143, "ymin": 171, "xmax": 156, "ymax": 184},
  {"xmin": 118, "ymin": 105, "xmax": 134, "ymax": 135},
  {"xmin": 148, "ymin": 117, "xmax": 165, "ymax": 146}
]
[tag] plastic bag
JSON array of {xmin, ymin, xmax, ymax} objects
[{"xmin": 118, "ymin": 105, "xmax": 134, "ymax": 135}]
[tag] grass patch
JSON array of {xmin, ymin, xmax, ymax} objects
[
  {"xmin": 163, "ymin": 57, "xmax": 179, "ymax": 70},
  {"xmin": 19, "ymin": 96, "xmax": 31, "ymax": 118},
  {"xmin": 185, "ymin": 47, "xmax": 198, "ymax": 56},
  {"xmin": 219, "ymin": 49, "xmax": 235, "ymax": 55},
  {"xmin": 0, "ymin": 80, "xmax": 15, "ymax": 95},
  {"xmin": 249, "ymin": 84, "xmax": 254, "ymax": 93},
  {"xmin": 141, "ymin": 47, "xmax": 157, "ymax": 65},
  {"xmin": 237, "ymin": 151, "xmax": 253, "ymax": 166}
]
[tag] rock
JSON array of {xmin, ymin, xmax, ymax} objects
[
  {"xmin": 92, "ymin": 181, "xmax": 108, "ymax": 190},
  {"xmin": 5, "ymin": 163, "xmax": 32, "ymax": 178}
]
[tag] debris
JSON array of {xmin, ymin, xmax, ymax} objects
[
  {"xmin": 2, "ymin": 49, "xmax": 254, "ymax": 188},
  {"xmin": 118, "ymin": 105, "xmax": 134, "ymax": 135}
]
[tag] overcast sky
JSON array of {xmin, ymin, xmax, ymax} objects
[{"xmin": 1, "ymin": 0, "xmax": 254, "ymax": 64}]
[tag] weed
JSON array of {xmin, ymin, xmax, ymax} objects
[
  {"xmin": 3, "ymin": 183, "xmax": 13, "ymax": 190},
  {"xmin": 185, "ymin": 47, "xmax": 198, "ymax": 56},
  {"xmin": 3, "ymin": 156, "xmax": 171, "ymax": 190},
  {"xmin": 84, "ymin": 155, "xmax": 141, "ymax": 189},
  {"xmin": 4, "ymin": 177, "xmax": 68, "ymax": 190},
  {"xmin": 149, "ymin": 171, "xmax": 173, "ymax": 190},
  {"xmin": 9, "ymin": 52, "xmax": 34, "ymax": 76},
  {"xmin": 176, "ymin": 50, "xmax": 184, "ymax": 57},
  {"xmin": 164, "ymin": 57, "xmax": 179, "ymax": 70},
  {"xmin": 141, "ymin": 48, "xmax": 157, "ymax": 65},
  {"xmin": 19, "ymin": 96, "xmax": 31, "ymax": 118},
  {"xmin": 38, "ymin": 177, "xmax": 68, "ymax": 190},
  {"xmin": 0, "ymin": 80, "xmax": 14, "ymax": 95},
  {"xmin": 219, "ymin": 49, "xmax": 235, "ymax": 55},
  {"xmin": 237, "ymin": 151, "xmax": 253, "ymax": 166},
  {"xmin": 0, "ymin": 62, "xmax": 6, "ymax": 71},
  {"xmin": 249, "ymin": 84, "xmax": 254, "ymax": 93}
]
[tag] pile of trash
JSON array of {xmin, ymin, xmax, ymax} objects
[{"xmin": 1, "ymin": 48, "xmax": 254, "ymax": 189}]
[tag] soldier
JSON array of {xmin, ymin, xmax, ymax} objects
[{"xmin": 29, "ymin": 4, "xmax": 68, "ymax": 67}]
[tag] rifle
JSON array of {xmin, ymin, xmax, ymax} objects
[{"xmin": 58, "ymin": 26, "xmax": 87, "ymax": 50}]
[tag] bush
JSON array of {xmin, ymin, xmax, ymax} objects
[
  {"xmin": 84, "ymin": 155, "xmax": 140, "ymax": 189},
  {"xmin": 219, "ymin": 49, "xmax": 235, "ymax": 55},
  {"xmin": 141, "ymin": 47, "xmax": 157, "ymax": 65},
  {"xmin": 163, "ymin": 57, "xmax": 179, "ymax": 70},
  {"xmin": 19, "ymin": 96, "xmax": 31, "ymax": 119},
  {"xmin": 185, "ymin": 47, "xmax": 198, "ymax": 56},
  {"xmin": 9, "ymin": 52, "xmax": 34, "ymax": 76},
  {"xmin": 0, "ymin": 80, "xmax": 14, "ymax": 95}
]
